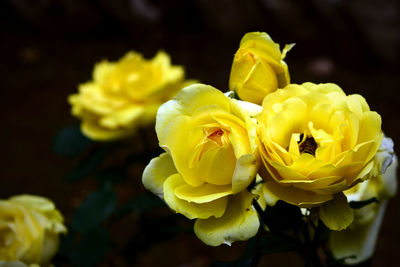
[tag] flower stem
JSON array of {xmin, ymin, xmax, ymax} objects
[{"xmin": 303, "ymin": 223, "xmax": 323, "ymax": 267}]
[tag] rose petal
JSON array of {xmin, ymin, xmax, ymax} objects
[
  {"xmin": 163, "ymin": 174, "xmax": 228, "ymax": 219},
  {"xmin": 194, "ymin": 191, "xmax": 259, "ymax": 246}
]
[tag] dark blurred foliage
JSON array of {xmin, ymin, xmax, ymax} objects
[{"xmin": 1, "ymin": 0, "xmax": 400, "ymax": 266}]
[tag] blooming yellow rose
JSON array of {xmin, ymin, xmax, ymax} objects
[
  {"xmin": 330, "ymin": 137, "xmax": 397, "ymax": 264},
  {"xmin": 142, "ymin": 84, "xmax": 262, "ymax": 246},
  {"xmin": 229, "ymin": 32, "xmax": 294, "ymax": 105},
  {"xmin": 256, "ymin": 82, "xmax": 383, "ymax": 230},
  {"xmin": 69, "ymin": 50, "xmax": 193, "ymax": 141},
  {"xmin": 0, "ymin": 195, "xmax": 66, "ymax": 265}
]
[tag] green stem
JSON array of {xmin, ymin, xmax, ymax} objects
[
  {"xmin": 250, "ymin": 233, "xmax": 263, "ymax": 267},
  {"xmin": 303, "ymin": 223, "xmax": 323, "ymax": 267}
]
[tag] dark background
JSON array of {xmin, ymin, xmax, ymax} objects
[{"xmin": 1, "ymin": 0, "xmax": 400, "ymax": 266}]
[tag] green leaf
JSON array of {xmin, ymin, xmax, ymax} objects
[
  {"xmin": 69, "ymin": 227, "xmax": 112, "ymax": 267},
  {"xmin": 114, "ymin": 193, "xmax": 165, "ymax": 217},
  {"xmin": 52, "ymin": 125, "xmax": 92, "ymax": 156},
  {"xmin": 71, "ymin": 185, "xmax": 116, "ymax": 233},
  {"xmin": 67, "ymin": 147, "xmax": 109, "ymax": 181},
  {"xmin": 349, "ymin": 197, "xmax": 378, "ymax": 209}
]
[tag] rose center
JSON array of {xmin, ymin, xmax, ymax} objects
[
  {"xmin": 206, "ymin": 128, "xmax": 225, "ymax": 146},
  {"xmin": 298, "ymin": 133, "xmax": 317, "ymax": 156}
]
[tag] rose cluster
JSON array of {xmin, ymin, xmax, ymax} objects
[
  {"xmin": 65, "ymin": 31, "xmax": 396, "ymax": 264},
  {"xmin": 142, "ymin": 32, "xmax": 397, "ymax": 264}
]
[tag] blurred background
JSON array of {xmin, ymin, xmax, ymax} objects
[{"xmin": 1, "ymin": 0, "xmax": 400, "ymax": 266}]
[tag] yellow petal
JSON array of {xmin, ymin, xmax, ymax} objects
[
  {"xmin": 357, "ymin": 111, "xmax": 382, "ymax": 145},
  {"xmin": 232, "ymin": 154, "xmax": 259, "ymax": 193},
  {"xmin": 160, "ymin": 115, "xmax": 204, "ymax": 187},
  {"xmin": 270, "ymin": 161, "xmax": 308, "ymax": 181},
  {"xmin": 284, "ymin": 176, "xmax": 344, "ymax": 191},
  {"xmin": 330, "ymin": 201, "xmax": 387, "ymax": 264},
  {"xmin": 163, "ymin": 174, "xmax": 228, "ymax": 219},
  {"xmin": 309, "ymin": 103, "xmax": 334, "ymax": 133},
  {"xmin": 174, "ymin": 183, "xmax": 232, "ymax": 203},
  {"xmin": 239, "ymin": 32, "xmax": 280, "ymax": 57},
  {"xmin": 175, "ymin": 84, "xmax": 231, "ymax": 115},
  {"xmin": 0, "ymin": 262, "xmax": 33, "ymax": 267},
  {"xmin": 142, "ymin": 153, "xmax": 177, "ymax": 198},
  {"xmin": 290, "ymin": 153, "xmax": 328, "ymax": 177},
  {"xmin": 195, "ymin": 142, "xmax": 237, "ymax": 185},
  {"xmin": 346, "ymin": 94, "xmax": 364, "ymax": 119},
  {"xmin": 92, "ymin": 59, "xmax": 114, "ymax": 83},
  {"xmin": 270, "ymin": 97, "xmax": 308, "ymax": 148},
  {"xmin": 318, "ymin": 193, "xmax": 354, "ymax": 230},
  {"xmin": 81, "ymin": 120, "xmax": 132, "ymax": 141},
  {"xmin": 259, "ymin": 167, "xmax": 332, "ymax": 207},
  {"xmin": 230, "ymin": 99, "xmax": 262, "ymax": 153},
  {"xmin": 231, "ymin": 98, "xmax": 263, "ymax": 118},
  {"xmin": 99, "ymin": 106, "xmax": 143, "ymax": 129},
  {"xmin": 231, "ymin": 51, "xmax": 278, "ymax": 104},
  {"xmin": 10, "ymin": 195, "xmax": 55, "ymax": 212},
  {"xmin": 380, "ymin": 154, "xmax": 398, "ymax": 198},
  {"xmin": 342, "ymin": 113, "xmax": 360, "ymax": 151},
  {"xmin": 76, "ymin": 83, "xmax": 125, "ymax": 116},
  {"xmin": 155, "ymin": 96, "xmax": 184, "ymax": 141},
  {"xmin": 40, "ymin": 231, "xmax": 60, "ymax": 265},
  {"xmin": 251, "ymin": 174, "xmax": 268, "ymax": 209},
  {"xmin": 194, "ymin": 191, "xmax": 259, "ymax": 246}
]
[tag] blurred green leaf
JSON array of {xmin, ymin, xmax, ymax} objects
[
  {"xmin": 52, "ymin": 125, "xmax": 92, "ymax": 156},
  {"xmin": 349, "ymin": 197, "xmax": 378, "ymax": 209},
  {"xmin": 97, "ymin": 167, "xmax": 127, "ymax": 184},
  {"xmin": 69, "ymin": 227, "xmax": 112, "ymax": 267},
  {"xmin": 71, "ymin": 185, "xmax": 116, "ymax": 233},
  {"xmin": 121, "ymin": 213, "xmax": 189, "ymax": 262},
  {"xmin": 67, "ymin": 147, "xmax": 109, "ymax": 181}
]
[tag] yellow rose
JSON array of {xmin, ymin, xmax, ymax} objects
[
  {"xmin": 142, "ymin": 84, "xmax": 262, "ymax": 246},
  {"xmin": 0, "ymin": 195, "xmax": 67, "ymax": 266},
  {"xmin": 256, "ymin": 83, "xmax": 383, "ymax": 230},
  {"xmin": 229, "ymin": 32, "xmax": 294, "ymax": 105},
  {"xmin": 69, "ymin": 50, "xmax": 193, "ymax": 141},
  {"xmin": 330, "ymin": 137, "xmax": 397, "ymax": 264}
]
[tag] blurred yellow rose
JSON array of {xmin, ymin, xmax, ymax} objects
[
  {"xmin": 69, "ymin": 50, "xmax": 193, "ymax": 141},
  {"xmin": 330, "ymin": 137, "xmax": 397, "ymax": 264},
  {"xmin": 229, "ymin": 32, "xmax": 294, "ymax": 105},
  {"xmin": 0, "ymin": 195, "xmax": 66, "ymax": 266},
  {"xmin": 143, "ymin": 84, "xmax": 262, "ymax": 246},
  {"xmin": 256, "ymin": 83, "xmax": 383, "ymax": 230},
  {"xmin": 0, "ymin": 261, "xmax": 39, "ymax": 267}
]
